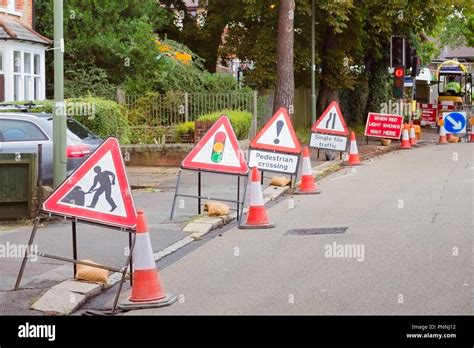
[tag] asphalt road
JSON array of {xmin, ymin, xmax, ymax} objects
[{"xmin": 122, "ymin": 142, "xmax": 473, "ymax": 315}]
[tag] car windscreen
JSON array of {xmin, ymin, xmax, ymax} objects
[{"xmin": 67, "ymin": 118, "xmax": 98, "ymax": 140}]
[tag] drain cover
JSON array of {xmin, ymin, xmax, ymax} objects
[{"xmin": 285, "ymin": 227, "xmax": 348, "ymax": 235}]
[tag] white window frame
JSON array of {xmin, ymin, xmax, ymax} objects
[
  {"xmin": 12, "ymin": 48, "xmax": 44, "ymax": 101},
  {"xmin": 0, "ymin": 0, "xmax": 22, "ymax": 16},
  {"xmin": 33, "ymin": 54, "xmax": 42, "ymax": 100},
  {"xmin": 13, "ymin": 50, "xmax": 22, "ymax": 101}
]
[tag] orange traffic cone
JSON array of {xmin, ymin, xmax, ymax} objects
[
  {"xmin": 239, "ymin": 167, "xmax": 275, "ymax": 229},
  {"xmin": 469, "ymin": 125, "xmax": 474, "ymax": 143},
  {"xmin": 409, "ymin": 123, "xmax": 417, "ymax": 146},
  {"xmin": 295, "ymin": 147, "xmax": 321, "ymax": 195},
  {"xmin": 345, "ymin": 131, "xmax": 362, "ymax": 166},
  {"xmin": 400, "ymin": 128, "xmax": 412, "ymax": 149},
  {"xmin": 119, "ymin": 210, "xmax": 177, "ymax": 310},
  {"xmin": 437, "ymin": 126, "xmax": 448, "ymax": 145}
]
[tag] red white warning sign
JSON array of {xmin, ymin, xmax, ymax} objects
[
  {"xmin": 311, "ymin": 101, "xmax": 349, "ymax": 136},
  {"xmin": 364, "ymin": 113, "xmax": 404, "ymax": 139},
  {"xmin": 182, "ymin": 115, "xmax": 249, "ymax": 174},
  {"xmin": 43, "ymin": 137, "xmax": 137, "ymax": 228},
  {"xmin": 419, "ymin": 103, "xmax": 438, "ymax": 126},
  {"xmin": 250, "ymin": 107, "xmax": 301, "ymax": 154}
]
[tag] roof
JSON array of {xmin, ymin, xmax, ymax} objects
[{"xmin": 0, "ymin": 16, "xmax": 51, "ymax": 45}]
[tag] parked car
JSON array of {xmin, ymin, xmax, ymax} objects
[{"xmin": 0, "ymin": 111, "xmax": 102, "ymax": 185}]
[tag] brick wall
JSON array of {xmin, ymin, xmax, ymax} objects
[
  {"xmin": 194, "ymin": 120, "xmax": 214, "ymax": 143},
  {"xmin": 0, "ymin": 0, "xmax": 33, "ymax": 27}
]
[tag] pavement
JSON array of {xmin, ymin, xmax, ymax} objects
[
  {"xmin": 0, "ymin": 128, "xmax": 445, "ymax": 315},
  {"xmin": 116, "ymin": 139, "xmax": 472, "ymax": 315}
]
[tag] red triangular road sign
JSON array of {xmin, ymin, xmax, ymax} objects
[
  {"xmin": 43, "ymin": 137, "xmax": 137, "ymax": 228},
  {"xmin": 311, "ymin": 101, "xmax": 349, "ymax": 136},
  {"xmin": 182, "ymin": 115, "xmax": 249, "ymax": 174},
  {"xmin": 250, "ymin": 107, "xmax": 301, "ymax": 154}
]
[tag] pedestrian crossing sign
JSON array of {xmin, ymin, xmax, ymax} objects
[
  {"xmin": 250, "ymin": 107, "xmax": 301, "ymax": 154},
  {"xmin": 42, "ymin": 137, "xmax": 137, "ymax": 228}
]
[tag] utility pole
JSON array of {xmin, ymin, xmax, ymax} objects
[
  {"xmin": 53, "ymin": 0, "xmax": 66, "ymax": 188},
  {"xmin": 311, "ymin": 0, "xmax": 316, "ymax": 124}
]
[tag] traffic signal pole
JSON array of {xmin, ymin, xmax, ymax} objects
[
  {"xmin": 53, "ymin": 0, "xmax": 66, "ymax": 188},
  {"xmin": 311, "ymin": 0, "xmax": 316, "ymax": 124}
]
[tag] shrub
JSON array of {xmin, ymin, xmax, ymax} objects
[
  {"xmin": 1, "ymin": 98, "xmax": 130, "ymax": 144},
  {"xmin": 68, "ymin": 97, "xmax": 130, "ymax": 144},
  {"xmin": 174, "ymin": 121, "xmax": 195, "ymax": 143},
  {"xmin": 197, "ymin": 109, "xmax": 252, "ymax": 140}
]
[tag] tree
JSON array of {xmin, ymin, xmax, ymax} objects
[{"xmin": 273, "ymin": 0, "xmax": 295, "ymax": 114}]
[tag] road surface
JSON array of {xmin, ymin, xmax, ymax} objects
[{"xmin": 121, "ymin": 142, "xmax": 473, "ymax": 315}]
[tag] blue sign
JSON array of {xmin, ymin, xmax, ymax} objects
[{"xmin": 443, "ymin": 112, "xmax": 466, "ymax": 134}]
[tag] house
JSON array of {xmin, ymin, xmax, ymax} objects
[{"xmin": 0, "ymin": 0, "xmax": 51, "ymax": 102}]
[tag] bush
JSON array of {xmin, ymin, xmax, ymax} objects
[
  {"xmin": 197, "ymin": 109, "xmax": 251, "ymax": 140},
  {"xmin": 67, "ymin": 97, "xmax": 130, "ymax": 144},
  {"xmin": 174, "ymin": 121, "xmax": 195, "ymax": 142},
  {"xmin": 1, "ymin": 98, "xmax": 130, "ymax": 144}
]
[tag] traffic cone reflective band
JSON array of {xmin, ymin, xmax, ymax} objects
[
  {"xmin": 409, "ymin": 123, "xmax": 417, "ymax": 146},
  {"xmin": 295, "ymin": 147, "xmax": 320, "ymax": 195},
  {"xmin": 400, "ymin": 128, "xmax": 412, "ymax": 149},
  {"xmin": 239, "ymin": 167, "xmax": 275, "ymax": 229},
  {"xmin": 437, "ymin": 126, "xmax": 448, "ymax": 145},
  {"xmin": 345, "ymin": 131, "xmax": 362, "ymax": 166},
  {"xmin": 119, "ymin": 210, "xmax": 177, "ymax": 310}
]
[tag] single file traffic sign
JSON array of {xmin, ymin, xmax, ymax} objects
[
  {"xmin": 311, "ymin": 101, "xmax": 349, "ymax": 136},
  {"xmin": 42, "ymin": 137, "xmax": 137, "ymax": 228}
]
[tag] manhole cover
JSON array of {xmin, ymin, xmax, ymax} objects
[{"xmin": 285, "ymin": 227, "xmax": 348, "ymax": 235}]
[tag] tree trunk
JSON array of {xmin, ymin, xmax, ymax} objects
[
  {"xmin": 316, "ymin": 25, "xmax": 339, "ymax": 116},
  {"xmin": 273, "ymin": 0, "xmax": 295, "ymax": 116}
]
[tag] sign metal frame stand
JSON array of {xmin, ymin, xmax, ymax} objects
[
  {"xmin": 14, "ymin": 211, "xmax": 135, "ymax": 314},
  {"xmin": 170, "ymin": 168, "xmax": 249, "ymax": 222}
]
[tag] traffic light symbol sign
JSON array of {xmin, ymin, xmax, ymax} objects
[{"xmin": 211, "ymin": 131, "xmax": 226, "ymax": 163}]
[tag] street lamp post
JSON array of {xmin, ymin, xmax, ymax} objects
[
  {"xmin": 311, "ymin": 0, "xmax": 316, "ymax": 124},
  {"xmin": 53, "ymin": 0, "xmax": 66, "ymax": 188}
]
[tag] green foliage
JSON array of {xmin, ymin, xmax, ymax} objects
[
  {"xmin": 64, "ymin": 64, "xmax": 117, "ymax": 98},
  {"xmin": 197, "ymin": 109, "xmax": 251, "ymax": 139},
  {"xmin": 174, "ymin": 121, "xmax": 195, "ymax": 142},
  {"xmin": 200, "ymin": 73, "xmax": 242, "ymax": 92},
  {"xmin": 294, "ymin": 126, "xmax": 310, "ymax": 145},
  {"xmin": 1, "ymin": 98, "xmax": 130, "ymax": 143},
  {"xmin": 67, "ymin": 97, "xmax": 130, "ymax": 144},
  {"xmin": 340, "ymin": 77, "xmax": 370, "ymax": 125}
]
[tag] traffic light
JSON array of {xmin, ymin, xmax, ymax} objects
[
  {"xmin": 393, "ymin": 65, "xmax": 405, "ymax": 99},
  {"xmin": 391, "ymin": 36, "xmax": 404, "ymax": 67},
  {"xmin": 411, "ymin": 56, "xmax": 421, "ymax": 78},
  {"xmin": 405, "ymin": 44, "xmax": 416, "ymax": 69},
  {"xmin": 211, "ymin": 131, "xmax": 226, "ymax": 163}
]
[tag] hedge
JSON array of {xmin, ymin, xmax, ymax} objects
[
  {"xmin": 0, "ymin": 98, "xmax": 130, "ymax": 144},
  {"xmin": 197, "ymin": 109, "xmax": 251, "ymax": 140}
]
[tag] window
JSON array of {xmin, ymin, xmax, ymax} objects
[
  {"xmin": 7, "ymin": 0, "xmax": 16, "ymax": 12},
  {"xmin": 12, "ymin": 51, "xmax": 42, "ymax": 101},
  {"xmin": 34, "ymin": 54, "xmax": 41, "ymax": 100},
  {"xmin": 13, "ymin": 51, "xmax": 21, "ymax": 101},
  {"xmin": 23, "ymin": 53, "xmax": 32, "ymax": 100},
  {"xmin": 0, "ymin": 119, "xmax": 48, "ymax": 142}
]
